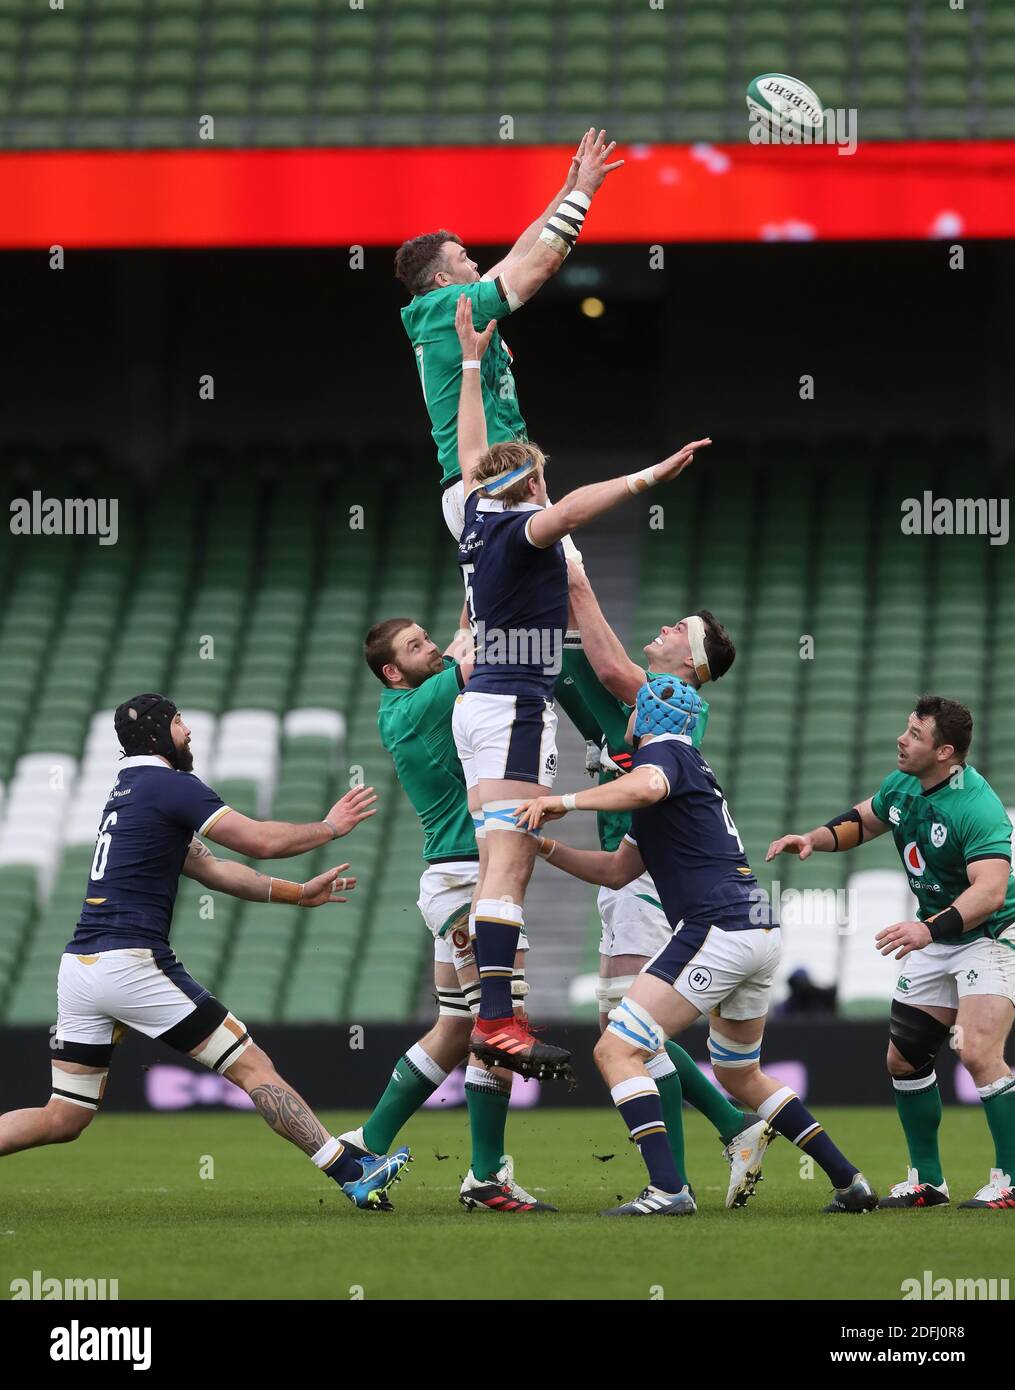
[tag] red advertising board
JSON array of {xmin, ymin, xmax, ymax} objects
[{"xmin": 2, "ymin": 141, "xmax": 1012, "ymax": 248}]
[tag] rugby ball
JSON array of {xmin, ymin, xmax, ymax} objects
[{"xmin": 746, "ymin": 73, "xmax": 824, "ymax": 134}]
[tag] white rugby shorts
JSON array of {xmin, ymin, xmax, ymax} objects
[
  {"xmin": 598, "ymin": 871, "xmax": 672, "ymax": 959},
  {"xmin": 452, "ymin": 690, "xmax": 558, "ymax": 789},
  {"xmin": 417, "ymin": 861, "xmax": 529, "ymax": 964},
  {"xmin": 892, "ymin": 923, "xmax": 1015, "ymax": 1010}
]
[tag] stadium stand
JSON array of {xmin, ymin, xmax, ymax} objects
[
  {"xmin": 0, "ymin": 441, "xmax": 1011, "ymax": 1026},
  {"xmin": 1, "ymin": 0, "xmax": 1013, "ymax": 151}
]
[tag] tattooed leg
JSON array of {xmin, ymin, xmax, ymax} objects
[
  {"xmin": 247, "ymin": 1082, "xmax": 331, "ymax": 1156},
  {"xmin": 213, "ymin": 1043, "xmax": 332, "ymax": 1156}
]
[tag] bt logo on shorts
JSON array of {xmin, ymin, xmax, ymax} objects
[{"xmin": 686, "ymin": 967, "xmax": 713, "ymax": 992}]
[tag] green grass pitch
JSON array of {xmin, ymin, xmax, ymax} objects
[{"xmin": 2, "ymin": 1107, "xmax": 1011, "ymax": 1301}]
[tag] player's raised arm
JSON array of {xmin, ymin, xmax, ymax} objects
[
  {"xmin": 482, "ymin": 129, "xmax": 591, "ymax": 281},
  {"xmin": 486, "ymin": 129, "xmax": 624, "ymax": 307},
  {"xmin": 454, "ymin": 294, "xmax": 496, "ymax": 493},
  {"xmin": 527, "ymin": 438, "xmax": 711, "ymax": 550},
  {"xmin": 204, "ymin": 784, "xmax": 378, "ymax": 860},
  {"xmin": 766, "ymin": 796, "xmax": 889, "ymax": 862},
  {"xmin": 182, "ymin": 837, "xmax": 357, "ymax": 907},
  {"xmin": 567, "ymin": 559, "xmax": 646, "ymax": 704}
]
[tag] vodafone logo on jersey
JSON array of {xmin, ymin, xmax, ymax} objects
[{"xmin": 903, "ymin": 841, "xmax": 927, "ymax": 874}]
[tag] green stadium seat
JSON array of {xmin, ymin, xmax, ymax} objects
[
  {"xmin": 138, "ymin": 84, "xmax": 192, "ymax": 117},
  {"xmin": 434, "ymin": 80, "xmax": 486, "ymax": 116},
  {"xmin": 863, "ymin": 39, "xmax": 908, "ymax": 76},
  {"xmin": 446, "ymin": 14, "xmax": 494, "ymax": 45},
  {"xmin": 985, "ymin": 73, "xmax": 1015, "ymax": 105},
  {"xmin": 500, "ymin": 44, "xmax": 552, "ymax": 80},
  {"xmin": 859, "ymin": 75, "xmax": 906, "ymax": 108},
  {"xmin": 504, "ymin": 13, "xmax": 554, "ymax": 47},
  {"xmin": 198, "ymin": 81, "xmax": 253, "ymax": 116},
  {"xmin": 378, "ymin": 81, "xmax": 428, "ymax": 115},
  {"xmin": 266, "ymin": 14, "xmax": 317, "ymax": 44},
  {"xmin": 565, "ymin": 13, "xmax": 613, "ymax": 45},
  {"xmin": 675, "ymin": 76, "xmax": 728, "ymax": 111},
  {"xmin": 861, "ymin": 11, "xmax": 907, "ymax": 42},
  {"xmin": 683, "ymin": 13, "xmax": 730, "ymax": 43},
  {"xmin": 801, "ymin": 11, "xmax": 849, "ymax": 43},
  {"xmin": 18, "ymin": 82, "xmax": 73, "ymax": 115},
  {"xmin": 261, "ymin": 46, "xmax": 312, "ymax": 81},
  {"xmin": 741, "ymin": 43, "xmax": 792, "ymax": 78},
  {"xmin": 681, "ymin": 41, "xmax": 728, "ymax": 77},
  {"xmin": 150, "ymin": 16, "xmax": 201, "ymax": 45},
  {"xmin": 567, "ymin": 43, "xmax": 613, "ymax": 79},
  {"xmin": 258, "ymin": 81, "xmax": 311, "ymax": 116},
  {"xmin": 207, "ymin": 16, "xmax": 261, "ymax": 46},
  {"xmin": 623, "ymin": 11, "xmax": 670, "ymax": 44},
  {"xmin": 24, "ymin": 50, "xmax": 77, "ymax": 82},
  {"xmin": 621, "ymin": 77, "xmax": 667, "ymax": 113},
  {"xmin": 91, "ymin": 16, "xmax": 143, "ymax": 45},
  {"xmin": 923, "ymin": 38, "xmax": 972, "ymax": 76},
  {"xmin": 205, "ymin": 46, "xmax": 258, "ymax": 82}
]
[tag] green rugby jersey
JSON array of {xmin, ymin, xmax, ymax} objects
[
  {"xmin": 400, "ymin": 277, "xmax": 527, "ymax": 486},
  {"xmin": 377, "ymin": 657, "xmax": 477, "ymax": 865},
  {"xmin": 557, "ymin": 650, "xmax": 709, "ymax": 853},
  {"xmin": 871, "ymin": 765, "xmax": 1015, "ymax": 944}
]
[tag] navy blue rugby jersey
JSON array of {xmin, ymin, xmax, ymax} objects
[
  {"xmin": 458, "ymin": 491, "xmax": 568, "ymax": 700},
  {"xmin": 627, "ymin": 734, "xmax": 774, "ymax": 932},
  {"xmin": 67, "ymin": 756, "xmax": 232, "ymax": 952}
]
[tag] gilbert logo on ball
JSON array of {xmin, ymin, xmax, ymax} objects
[{"xmin": 746, "ymin": 73, "xmax": 824, "ymax": 135}]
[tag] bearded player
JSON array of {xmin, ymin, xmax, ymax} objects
[
  {"xmin": 452, "ymin": 293, "xmax": 710, "ymax": 1079},
  {"xmin": 0, "ymin": 695, "xmax": 410, "ymax": 1210},
  {"xmin": 337, "ymin": 620, "xmax": 556, "ymax": 1213},
  {"xmin": 546, "ymin": 562, "xmax": 775, "ymax": 1207},
  {"xmin": 396, "ymin": 128, "xmax": 622, "ymax": 540},
  {"xmin": 517, "ymin": 678, "xmax": 878, "ymax": 1216},
  {"xmin": 768, "ymin": 695, "xmax": 1015, "ymax": 1210}
]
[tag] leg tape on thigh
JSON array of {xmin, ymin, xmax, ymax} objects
[
  {"xmin": 481, "ymin": 800, "xmax": 537, "ymax": 835},
  {"xmin": 51, "ymin": 1066, "xmax": 106, "ymax": 1111},
  {"xmin": 471, "ymin": 811, "xmax": 487, "ymax": 841},
  {"xmin": 193, "ymin": 1014, "xmax": 253, "ymax": 1074},
  {"xmin": 436, "ymin": 985, "xmax": 472, "ymax": 1019},
  {"xmin": 596, "ymin": 975, "xmax": 637, "ymax": 1010},
  {"xmin": 708, "ymin": 1028, "xmax": 762, "ymax": 1070},
  {"xmin": 606, "ymin": 996, "xmax": 666, "ymax": 1055},
  {"xmin": 462, "ymin": 979, "xmax": 482, "ymax": 1017}
]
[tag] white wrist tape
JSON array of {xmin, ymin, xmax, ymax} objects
[
  {"xmin": 323, "ymin": 818, "xmax": 338, "ymax": 838},
  {"xmin": 561, "ymin": 793, "xmax": 577, "ymax": 811},
  {"xmin": 626, "ymin": 465, "xmax": 660, "ymax": 495},
  {"xmin": 462, "ymin": 360, "xmax": 481, "ymax": 370},
  {"xmin": 539, "ymin": 188, "xmax": 592, "ymax": 258}
]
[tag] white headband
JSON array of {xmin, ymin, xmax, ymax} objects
[{"xmin": 685, "ymin": 615, "xmax": 712, "ymax": 684}]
